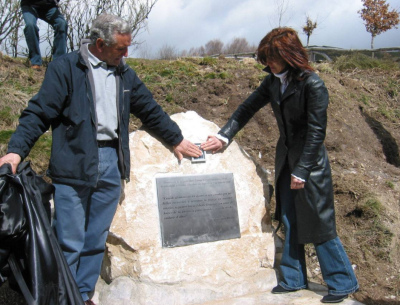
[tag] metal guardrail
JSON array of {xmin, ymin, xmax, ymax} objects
[
  {"xmin": 209, "ymin": 52, "xmax": 255, "ymax": 59},
  {"xmin": 209, "ymin": 47, "xmax": 400, "ymax": 62},
  {"xmin": 307, "ymin": 46, "xmax": 400, "ymax": 52},
  {"xmin": 308, "ymin": 50, "xmax": 332, "ymax": 62}
]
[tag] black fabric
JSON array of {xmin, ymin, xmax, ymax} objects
[
  {"xmin": 20, "ymin": 0, "xmax": 59, "ymax": 7},
  {"xmin": 0, "ymin": 162, "xmax": 84, "ymax": 305},
  {"xmin": 219, "ymin": 71, "xmax": 336, "ymax": 244},
  {"xmin": 0, "ymin": 165, "xmax": 27, "ymax": 271},
  {"xmin": 97, "ymin": 140, "xmax": 118, "ymax": 148}
]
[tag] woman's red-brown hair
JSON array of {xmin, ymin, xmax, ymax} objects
[{"xmin": 257, "ymin": 27, "xmax": 314, "ymax": 79}]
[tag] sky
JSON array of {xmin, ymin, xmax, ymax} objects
[{"xmin": 131, "ymin": 0, "xmax": 400, "ymax": 57}]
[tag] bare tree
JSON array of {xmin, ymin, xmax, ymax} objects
[
  {"xmin": 358, "ymin": 0, "xmax": 399, "ymax": 50},
  {"xmin": 5, "ymin": 21, "xmax": 24, "ymax": 57},
  {"xmin": 184, "ymin": 46, "xmax": 200, "ymax": 57},
  {"xmin": 58, "ymin": 0, "xmax": 158, "ymax": 52},
  {"xmin": 302, "ymin": 15, "xmax": 317, "ymax": 47},
  {"xmin": 198, "ymin": 46, "xmax": 205, "ymax": 57},
  {"xmin": 182, "ymin": 38, "xmax": 256, "ymax": 58},
  {"xmin": 248, "ymin": 42, "xmax": 257, "ymax": 51},
  {"xmin": 136, "ymin": 41, "xmax": 153, "ymax": 59},
  {"xmin": 223, "ymin": 37, "xmax": 250, "ymax": 54},
  {"xmin": 157, "ymin": 44, "xmax": 178, "ymax": 60},
  {"xmin": 108, "ymin": 0, "xmax": 157, "ymax": 45},
  {"xmin": 0, "ymin": 0, "xmax": 22, "ymax": 47},
  {"xmin": 185, "ymin": 47, "xmax": 194, "ymax": 57},
  {"xmin": 185, "ymin": 46, "xmax": 206, "ymax": 57},
  {"xmin": 180, "ymin": 49, "xmax": 188, "ymax": 57},
  {"xmin": 58, "ymin": 0, "xmax": 94, "ymax": 52},
  {"xmin": 270, "ymin": 0, "xmax": 293, "ymax": 27},
  {"xmin": 205, "ymin": 39, "xmax": 224, "ymax": 56}
]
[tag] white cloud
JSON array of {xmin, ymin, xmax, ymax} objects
[{"xmin": 135, "ymin": 0, "xmax": 400, "ymax": 56}]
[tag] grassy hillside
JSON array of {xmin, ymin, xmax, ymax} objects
[{"xmin": 0, "ymin": 52, "xmax": 399, "ymax": 305}]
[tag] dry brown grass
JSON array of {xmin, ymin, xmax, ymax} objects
[{"xmin": 1, "ymin": 55, "xmax": 399, "ymax": 304}]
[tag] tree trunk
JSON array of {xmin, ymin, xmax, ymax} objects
[
  {"xmin": 307, "ymin": 34, "xmax": 310, "ymax": 47},
  {"xmin": 371, "ymin": 35, "xmax": 375, "ymax": 58},
  {"xmin": 11, "ymin": 26, "xmax": 19, "ymax": 58}
]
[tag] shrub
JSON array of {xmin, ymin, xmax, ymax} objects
[
  {"xmin": 200, "ymin": 57, "xmax": 217, "ymax": 66},
  {"xmin": 333, "ymin": 53, "xmax": 396, "ymax": 71}
]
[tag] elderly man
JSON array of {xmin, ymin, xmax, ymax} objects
[{"xmin": 0, "ymin": 14, "xmax": 201, "ymax": 304}]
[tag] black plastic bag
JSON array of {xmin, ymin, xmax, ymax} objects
[{"xmin": 0, "ymin": 162, "xmax": 84, "ymax": 305}]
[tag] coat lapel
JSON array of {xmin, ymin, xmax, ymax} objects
[
  {"xmin": 281, "ymin": 73, "xmax": 307, "ymax": 102},
  {"xmin": 281, "ymin": 81, "xmax": 297, "ymax": 102},
  {"xmin": 270, "ymin": 77, "xmax": 282, "ymax": 105}
]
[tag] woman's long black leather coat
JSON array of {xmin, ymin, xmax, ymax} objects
[{"xmin": 219, "ymin": 70, "xmax": 337, "ymax": 244}]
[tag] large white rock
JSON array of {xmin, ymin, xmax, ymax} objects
[{"xmin": 103, "ymin": 111, "xmax": 276, "ymax": 304}]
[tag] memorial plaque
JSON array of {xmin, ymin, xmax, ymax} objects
[{"xmin": 156, "ymin": 173, "xmax": 240, "ymax": 247}]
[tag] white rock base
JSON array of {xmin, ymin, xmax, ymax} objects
[{"xmin": 102, "ymin": 111, "xmax": 276, "ymax": 304}]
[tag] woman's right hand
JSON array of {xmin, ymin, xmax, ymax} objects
[{"xmin": 201, "ymin": 136, "xmax": 225, "ymax": 154}]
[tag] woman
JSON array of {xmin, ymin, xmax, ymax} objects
[{"xmin": 201, "ymin": 28, "xmax": 358, "ymax": 304}]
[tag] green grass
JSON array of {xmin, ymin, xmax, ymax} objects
[
  {"xmin": 0, "ymin": 130, "xmax": 15, "ymax": 144},
  {"xmin": 0, "ymin": 107, "xmax": 19, "ymax": 126},
  {"xmin": 385, "ymin": 79, "xmax": 399, "ymax": 99},
  {"xmin": 199, "ymin": 57, "xmax": 217, "ymax": 66},
  {"xmin": 358, "ymin": 95, "xmax": 371, "ymax": 106},
  {"xmin": 377, "ymin": 106, "xmax": 400, "ymax": 122},
  {"xmin": 204, "ymin": 72, "xmax": 217, "ymax": 79},
  {"xmin": 218, "ymin": 72, "xmax": 229, "ymax": 79},
  {"xmin": 254, "ymin": 63, "xmax": 264, "ymax": 70},
  {"xmin": 385, "ymin": 181, "xmax": 395, "ymax": 189},
  {"xmin": 160, "ymin": 68, "xmax": 175, "ymax": 77},
  {"xmin": 363, "ymin": 197, "xmax": 383, "ymax": 216},
  {"xmin": 354, "ymin": 197, "xmax": 394, "ymax": 261},
  {"xmin": 4, "ymin": 75, "xmax": 39, "ymax": 96},
  {"xmin": 204, "ymin": 72, "xmax": 230, "ymax": 80},
  {"xmin": 0, "ymin": 130, "xmax": 52, "ymax": 156},
  {"xmin": 0, "ymin": 130, "xmax": 52, "ymax": 171},
  {"xmin": 165, "ymin": 93, "xmax": 174, "ymax": 103},
  {"xmin": 28, "ymin": 133, "xmax": 52, "ymax": 160},
  {"xmin": 333, "ymin": 53, "xmax": 398, "ymax": 71},
  {"xmin": 141, "ymin": 73, "xmax": 160, "ymax": 83}
]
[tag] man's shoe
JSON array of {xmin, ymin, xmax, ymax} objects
[
  {"xmin": 31, "ymin": 65, "xmax": 41, "ymax": 71},
  {"xmin": 271, "ymin": 284, "xmax": 297, "ymax": 294},
  {"xmin": 84, "ymin": 300, "xmax": 97, "ymax": 305},
  {"xmin": 321, "ymin": 294, "xmax": 348, "ymax": 303}
]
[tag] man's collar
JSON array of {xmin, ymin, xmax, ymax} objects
[{"xmin": 87, "ymin": 45, "xmax": 105, "ymax": 68}]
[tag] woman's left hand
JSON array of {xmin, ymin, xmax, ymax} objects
[{"xmin": 290, "ymin": 176, "xmax": 305, "ymax": 190}]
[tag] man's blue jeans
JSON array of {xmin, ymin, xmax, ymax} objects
[
  {"xmin": 21, "ymin": 5, "xmax": 67, "ymax": 66},
  {"xmin": 53, "ymin": 147, "xmax": 121, "ymax": 301},
  {"xmin": 278, "ymin": 164, "xmax": 359, "ymax": 295}
]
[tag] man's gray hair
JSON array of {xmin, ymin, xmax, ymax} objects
[{"xmin": 89, "ymin": 14, "xmax": 131, "ymax": 46}]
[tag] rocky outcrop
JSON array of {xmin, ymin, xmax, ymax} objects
[{"xmin": 101, "ymin": 111, "xmax": 276, "ymax": 305}]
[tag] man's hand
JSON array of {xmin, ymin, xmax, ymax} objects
[
  {"xmin": 290, "ymin": 175, "xmax": 305, "ymax": 190},
  {"xmin": 0, "ymin": 153, "xmax": 22, "ymax": 174},
  {"xmin": 173, "ymin": 139, "xmax": 202, "ymax": 161},
  {"xmin": 201, "ymin": 135, "xmax": 224, "ymax": 154}
]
